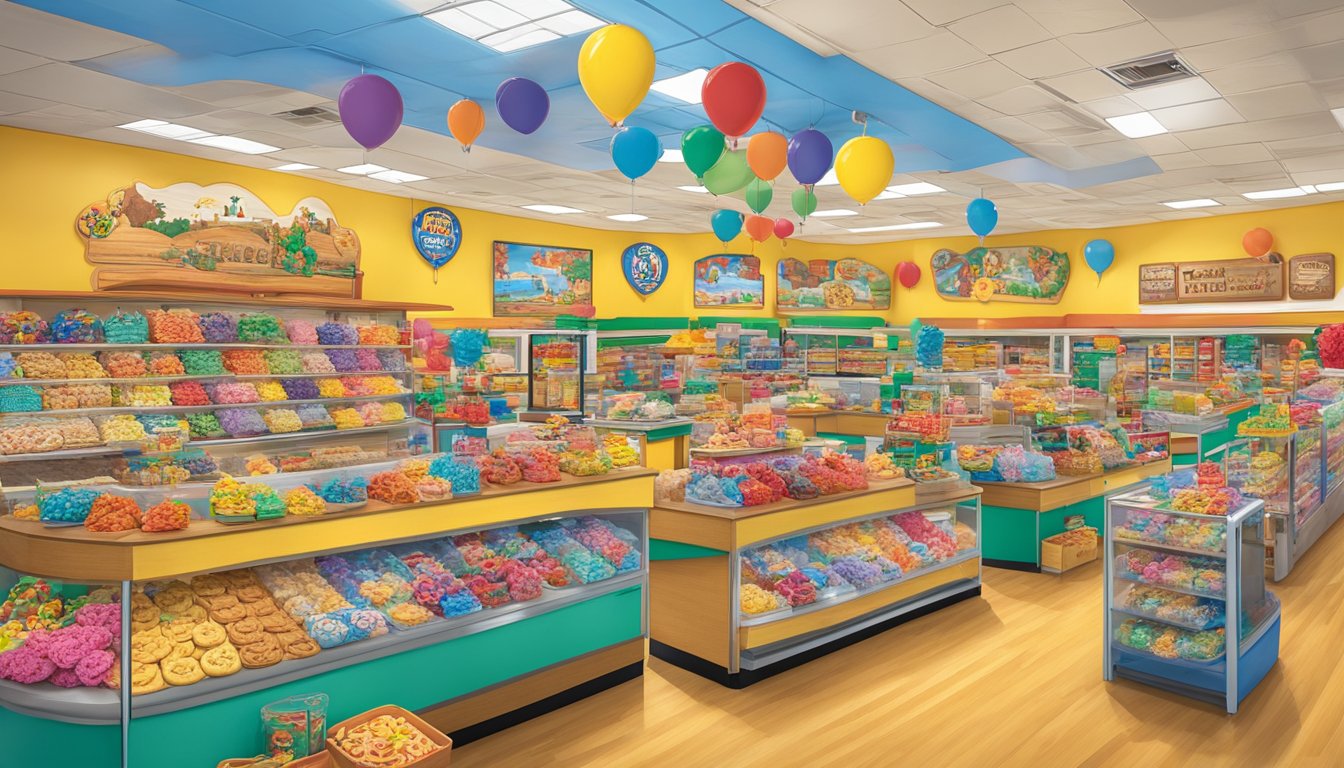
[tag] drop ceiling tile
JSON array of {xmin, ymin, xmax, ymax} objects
[
  {"xmin": 1283, "ymin": 150, "xmax": 1344, "ymax": 174},
  {"xmin": 928, "ymin": 60, "xmax": 1029, "ymax": 101},
  {"xmin": 1060, "ymin": 22, "xmax": 1174, "ymax": 67},
  {"xmin": 978, "ymin": 85, "xmax": 1060, "ymax": 116},
  {"xmin": 943, "ymin": 101, "xmax": 1008, "ymax": 124},
  {"xmin": 1202, "ymin": 58, "xmax": 1310, "ymax": 95},
  {"xmin": 768, "ymin": 0, "xmax": 936, "ymax": 51},
  {"xmin": 1080, "ymin": 95, "xmax": 1142, "ymax": 118},
  {"xmin": 854, "ymin": 31, "xmax": 986, "ymax": 78},
  {"xmin": 1195, "ymin": 143, "xmax": 1275, "ymax": 165},
  {"xmin": 1151, "ymin": 99, "xmax": 1244, "ymax": 132},
  {"xmin": 1037, "ymin": 69, "xmax": 1128, "ymax": 103},
  {"xmin": 994, "ymin": 40, "xmax": 1089, "ymax": 80},
  {"xmin": 0, "ymin": 89, "xmax": 58, "ymax": 115},
  {"xmin": 1223, "ymin": 83, "xmax": 1325, "ymax": 120},
  {"xmin": 1290, "ymin": 168, "xmax": 1344, "ymax": 186},
  {"xmin": 0, "ymin": 63, "xmax": 215, "ymax": 119},
  {"xmin": 897, "ymin": 77, "xmax": 974, "ymax": 107},
  {"xmin": 1013, "ymin": 0, "xmax": 1143, "ymax": 36},
  {"xmin": 0, "ymin": 3, "xmax": 145, "ymax": 61},
  {"xmin": 1132, "ymin": 134, "xmax": 1188, "ymax": 155},
  {"xmin": 1297, "ymin": 41, "xmax": 1344, "ymax": 81},
  {"xmin": 898, "ymin": 0, "xmax": 1007, "ymax": 26},
  {"xmin": 948, "ymin": 6, "xmax": 1051, "ymax": 55},
  {"xmin": 1267, "ymin": 132, "xmax": 1344, "ymax": 159},
  {"xmin": 1125, "ymin": 0, "xmax": 1277, "ymax": 47},
  {"xmin": 1127, "ymin": 79, "xmax": 1222, "ymax": 111},
  {"xmin": 980, "ymin": 115, "xmax": 1053, "ymax": 142},
  {"xmin": 1153, "ymin": 152, "xmax": 1207, "ymax": 170},
  {"xmin": 171, "ymin": 81, "xmax": 293, "ymax": 108},
  {"xmin": 0, "ymin": 46, "xmax": 45, "ymax": 76}
]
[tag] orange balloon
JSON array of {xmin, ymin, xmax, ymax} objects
[
  {"xmin": 745, "ymin": 214, "xmax": 773, "ymax": 242},
  {"xmin": 448, "ymin": 99, "xmax": 485, "ymax": 151},
  {"xmin": 747, "ymin": 131, "xmax": 787, "ymax": 181},
  {"xmin": 1242, "ymin": 227, "xmax": 1273, "ymax": 258}
]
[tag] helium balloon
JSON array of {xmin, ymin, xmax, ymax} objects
[
  {"xmin": 447, "ymin": 99, "xmax": 485, "ymax": 152},
  {"xmin": 711, "ymin": 209, "xmax": 743, "ymax": 243},
  {"xmin": 745, "ymin": 214, "xmax": 773, "ymax": 243},
  {"xmin": 747, "ymin": 131, "xmax": 787, "ymax": 181},
  {"xmin": 681, "ymin": 124, "xmax": 725, "ymax": 181},
  {"xmin": 610, "ymin": 125, "xmax": 661, "ymax": 181},
  {"xmin": 744, "ymin": 177, "xmax": 773, "ymax": 214},
  {"xmin": 835, "ymin": 136, "xmax": 893, "ymax": 204},
  {"xmin": 578, "ymin": 25, "xmax": 655, "ymax": 126},
  {"xmin": 896, "ymin": 261, "xmax": 921, "ymax": 289},
  {"xmin": 773, "ymin": 218, "xmax": 794, "ymax": 241},
  {"xmin": 702, "ymin": 149, "xmax": 753, "ymax": 195},
  {"xmin": 1084, "ymin": 239, "xmax": 1115, "ymax": 283},
  {"xmin": 791, "ymin": 187, "xmax": 818, "ymax": 220},
  {"xmin": 909, "ymin": 318, "xmax": 922, "ymax": 339},
  {"xmin": 966, "ymin": 197, "xmax": 998, "ymax": 240},
  {"xmin": 338, "ymin": 74, "xmax": 403, "ymax": 150},
  {"xmin": 701, "ymin": 62, "xmax": 766, "ymax": 139},
  {"xmin": 788, "ymin": 128, "xmax": 833, "ymax": 186},
  {"xmin": 495, "ymin": 77, "xmax": 549, "ymax": 135},
  {"xmin": 1243, "ymin": 227, "xmax": 1273, "ymax": 258}
]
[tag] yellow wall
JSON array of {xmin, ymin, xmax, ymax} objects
[{"xmin": 3, "ymin": 126, "xmax": 1340, "ymax": 325}]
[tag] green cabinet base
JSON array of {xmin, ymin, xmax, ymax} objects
[{"xmin": 982, "ymin": 497, "xmax": 1104, "ymax": 572}]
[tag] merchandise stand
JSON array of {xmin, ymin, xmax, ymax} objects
[
  {"xmin": 1145, "ymin": 402, "xmax": 1254, "ymax": 465},
  {"xmin": 978, "ymin": 460, "xmax": 1172, "ymax": 572},
  {"xmin": 784, "ymin": 410, "xmax": 890, "ymax": 439},
  {"xmin": 648, "ymin": 481, "xmax": 981, "ymax": 687},
  {"xmin": 0, "ymin": 471, "xmax": 654, "ymax": 767},
  {"xmin": 587, "ymin": 417, "xmax": 693, "ymax": 470}
]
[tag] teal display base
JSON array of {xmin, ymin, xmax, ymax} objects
[
  {"xmin": 982, "ymin": 496, "xmax": 1104, "ymax": 571},
  {"xmin": 0, "ymin": 706, "xmax": 121, "ymax": 768},
  {"xmin": 650, "ymin": 539, "xmax": 726, "ymax": 560}
]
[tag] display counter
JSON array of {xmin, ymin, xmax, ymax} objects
[
  {"xmin": 587, "ymin": 417, "xmax": 692, "ymax": 470},
  {"xmin": 1144, "ymin": 401, "xmax": 1254, "ymax": 464},
  {"xmin": 784, "ymin": 409, "xmax": 889, "ymax": 439},
  {"xmin": 648, "ymin": 479, "xmax": 981, "ymax": 687},
  {"xmin": 978, "ymin": 459, "xmax": 1172, "ymax": 572}
]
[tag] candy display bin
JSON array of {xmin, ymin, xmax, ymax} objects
[
  {"xmin": 1103, "ymin": 486, "xmax": 1279, "ymax": 713},
  {"xmin": 327, "ymin": 705, "xmax": 452, "ymax": 768}
]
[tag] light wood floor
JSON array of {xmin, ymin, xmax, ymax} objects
[{"xmin": 454, "ymin": 520, "xmax": 1344, "ymax": 767}]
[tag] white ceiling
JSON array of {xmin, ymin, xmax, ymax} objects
[{"xmin": 4, "ymin": 1, "xmax": 1344, "ymax": 242}]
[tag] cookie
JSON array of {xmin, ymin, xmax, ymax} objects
[
  {"xmin": 166, "ymin": 641, "xmax": 196, "ymax": 661},
  {"xmin": 273, "ymin": 630, "xmax": 308, "ymax": 648},
  {"xmin": 209, "ymin": 602, "xmax": 248, "ymax": 625},
  {"xmin": 200, "ymin": 643, "xmax": 242, "ymax": 677},
  {"xmin": 162, "ymin": 617, "xmax": 197, "ymax": 643},
  {"xmin": 282, "ymin": 637, "xmax": 320, "ymax": 660},
  {"xmin": 189, "ymin": 574, "xmax": 227, "ymax": 597},
  {"xmin": 160, "ymin": 656, "xmax": 205, "ymax": 686},
  {"xmin": 130, "ymin": 633, "xmax": 173, "ymax": 664},
  {"xmin": 132, "ymin": 618, "xmax": 160, "ymax": 635},
  {"xmin": 205, "ymin": 594, "xmax": 240, "ymax": 610},
  {"xmin": 225, "ymin": 617, "xmax": 267, "ymax": 647},
  {"xmin": 258, "ymin": 611, "xmax": 295, "ymax": 633},
  {"xmin": 131, "ymin": 605, "xmax": 161, "ymax": 625},
  {"xmin": 221, "ymin": 570, "xmax": 260, "ymax": 590},
  {"xmin": 179, "ymin": 604, "xmax": 208, "ymax": 623},
  {"xmin": 235, "ymin": 585, "xmax": 269, "ymax": 604},
  {"xmin": 247, "ymin": 599, "xmax": 279, "ymax": 618},
  {"xmin": 238, "ymin": 635, "xmax": 283, "ymax": 669},
  {"xmin": 130, "ymin": 662, "xmax": 165, "ymax": 695},
  {"xmin": 130, "ymin": 592, "xmax": 154, "ymax": 609},
  {"xmin": 191, "ymin": 621, "xmax": 227, "ymax": 649}
]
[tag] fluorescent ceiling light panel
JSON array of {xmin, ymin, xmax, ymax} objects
[
  {"xmin": 885, "ymin": 182, "xmax": 945, "ymax": 195},
  {"xmin": 874, "ymin": 190, "xmax": 905, "ymax": 200},
  {"xmin": 337, "ymin": 163, "xmax": 389, "ymax": 175},
  {"xmin": 536, "ymin": 9, "xmax": 603, "ymax": 34},
  {"xmin": 1105, "ymin": 112, "xmax": 1167, "ymax": 138},
  {"xmin": 427, "ymin": 0, "xmax": 603, "ymax": 53},
  {"xmin": 1314, "ymin": 181, "xmax": 1344, "ymax": 192},
  {"xmin": 849, "ymin": 222, "xmax": 942, "ymax": 233},
  {"xmin": 496, "ymin": 0, "xmax": 570, "ymax": 15},
  {"xmin": 462, "ymin": 1, "xmax": 528, "ymax": 27},
  {"xmin": 118, "ymin": 119, "xmax": 213, "ymax": 141},
  {"xmin": 188, "ymin": 135, "xmax": 280, "ymax": 154},
  {"xmin": 1242, "ymin": 187, "xmax": 1309, "ymax": 200},
  {"xmin": 658, "ymin": 148, "xmax": 683, "ymax": 164},
  {"xmin": 368, "ymin": 170, "xmax": 428, "ymax": 183},
  {"xmin": 608, "ymin": 213, "xmax": 648, "ymax": 222},
  {"xmin": 1331, "ymin": 107, "xmax": 1344, "ymax": 132},
  {"xmin": 425, "ymin": 8, "xmax": 495, "ymax": 38},
  {"xmin": 650, "ymin": 69, "xmax": 708, "ymax": 104},
  {"xmin": 480, "ymin": 24, "xmax": 559, "ymax": 52},
  {"xmin": 1162, "ymin": 198, "xmax": 1220, "ymax": 209},
  {"xmin": 273, "ymin": 163, "xmax": 317, "ymax": 171},
  {"xmin": 814, "ymin": 168, "xmax": 840, "ymax": 186},
  {"xmin": 811, "ymin": 209, "xmax": 857, "ymax": 218},
  {"xmin": 677, "ymin": 185, "xmax": 707, "ymax": 193},
  {"xmin": 522, "ymin": 204, "xmax": 584, "ymax": 214}
]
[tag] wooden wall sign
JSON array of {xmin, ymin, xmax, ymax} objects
[
  {"xmin": 1138, "ymin": 258, "xmax": 1283, "ymax": 304},
  {"xmin": 1288, "ymin": 253, "xmax": 1335, "ymax": 300},
  {"xmin": 75, "ymin": 181, "xmax": 362, "ymax": 297},
  {"xmin": 1138, "ymin": 263, "xmax": 1177, "ymax": 303}
]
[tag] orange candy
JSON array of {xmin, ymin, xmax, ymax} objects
[
  {"xmin": 141, "ymin": 500, "xmax": 191, "ymax": 532},
  {"xmin": 368, "ymin": 471, "xmax": 420, "ymax": 504},
  {"xmin": 84, "ymin": 494, "xmax": 142, "ymax": 532}
]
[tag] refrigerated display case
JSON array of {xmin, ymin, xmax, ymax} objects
[
  {"xmin": 942, "ymin": 330, "xmax": 1058, "ymax": 374},
  {"xmin": 1104, "ymin": 486, "xmax": 1280, "ymax": 714},
  {"xmin": 526, "ymin": 332, "xmax": 588, "ymax": 416}
]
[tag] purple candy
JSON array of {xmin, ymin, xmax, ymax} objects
[
  {"xmin": 198, "ymin": 312, "xmax": 237, "ymax": 343},
  {"xmin": 355, "ymin": 348, "xmax": 382, "ymax": 372},
  {"xmin": 281, "ymin": 378, "xmax": 320, "ymax": 400},
  {"xmin": 376, "ymin": 349, "xmax": 408, "ymax": 372},
  {"xmin": 217, "ymin": 407, "xmax": 268, "ymax": 437},
  {"xmin": 326, "ymin": 349, "xmax": 360, "ymax": 372},
  {"xmin": 316, "ymin": 322, "xmax": 358, "ymax": 346}
]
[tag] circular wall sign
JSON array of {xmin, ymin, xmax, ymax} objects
[{"xmin": 621, "ymin": 242, "xmax": 667, "ymax": 296}]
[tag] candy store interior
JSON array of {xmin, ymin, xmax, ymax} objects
[{"xmin": 3, "ymin": 1, "xmax": 1344, "ymax": 766}]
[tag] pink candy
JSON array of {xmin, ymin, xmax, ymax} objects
[
  {"xmin": 212, "ymin": 382, "xmax": 261, "ymax": 404},
  {"xmin": 1, "ymin": 647, "xmax": 56, "ymax": 684},
  {"xmin": 75, "ymin": 650, "xmax": 115, "ymax": 687}
]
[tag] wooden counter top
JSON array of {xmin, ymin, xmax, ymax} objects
[{"xmin": 976, "ymin": 459, "xmax": 1171, "ymax": 512}]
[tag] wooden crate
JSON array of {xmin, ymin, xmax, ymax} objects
[
  {"xmin": 1041, "ymin": 527, "xmax": 1099, "ymax": 573},
  {"xmin": 328, "ymin": 705, "xmax": 452, "ymax": 767}
]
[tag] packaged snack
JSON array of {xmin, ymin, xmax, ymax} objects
[
  {"xmin": 147, "ymin": 309, "xmax": 205, "ymax": 344},
  {"xmin": 50, "ymin": 309, "xmax": 103, "ymax": 344}
]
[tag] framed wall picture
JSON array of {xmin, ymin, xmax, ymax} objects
[
  {"xmin": 693, "ymin": 254, "xmax": 763, "ymax": 308},
  {"xmin": 492, "ymin": 241, "xmax": 594, "ymax": 317},
  {"xmin": 777, "ymin": 257, "xmax": 890, "ymax": 310}
]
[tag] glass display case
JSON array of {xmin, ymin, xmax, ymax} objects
[
  {"xmin": 1323, "ymin": 400, "xmax": 1344, "ymax": 494},
  {"xmin": 806, "ymin": 375, "xmax": 882, "ymax": 412},
  {"xmin": 914, "ymin": 373, "xmax": 992, "ymax": 426},
  {"xmin": 526, "ymin": 332, "xmax": 586, "ymax": 415},
  {"xmin": 992, "ymin": 373, "xmax": 1109, "ymax": 430},
  {"xmin": 1104, "ymin": 486, "xmax": 1280, "ymax": 714},
  {"xmin": 783, "ymin": 328, "xmax": 910, "ymax": 377},
  {"xmin": 943, "ymin": 330, "xmax": 1057, "ymax": 374}
]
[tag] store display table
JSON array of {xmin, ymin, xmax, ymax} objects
[
  {"xmin": 784, "ymin": 409, "xmax": 889, "ymax": 438},
  {"xmin": 588, "ymin": 418, "xmax": 692, "ymax": 470}
]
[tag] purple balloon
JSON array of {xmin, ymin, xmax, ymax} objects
[
  {"xmin": 496, "ymin": 77, "xmax": 550, "ymax": 135},
  {"xmin": 787, "ymin": 128, "xmax": 834, "ymax": 186},
  {"xmin": 338, "ymin": 74, "xmax": 403, "ymax": 150}
]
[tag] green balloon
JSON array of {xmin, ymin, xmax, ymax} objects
[
  {"xmin": 909, "ymin": 318, "xmax": 923, "ymax": 339},
  {"xmin": 681, "ymin": 124, "xmax": 725, "ymax": 180},
  {"xmin": 744, "ymin": 177, "xmax": 773, "ymax": 214},
  {"xmin": 792, "ymin": 187, "xmax": 818, "ymax": 219},
  {"xmin": 702, "ymin": 149, "xmax": 753, "ymax": 196}
]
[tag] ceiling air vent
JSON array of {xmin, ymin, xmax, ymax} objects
[
  {"xmin": 1100, "ymin": 52, "xmax": 1195, "ymax": 89},
  {"xmin": 273, "ymin": 106, "xmax": 341, "ymax": 126}
]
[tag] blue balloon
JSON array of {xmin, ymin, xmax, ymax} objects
[
  {"xmin": 611, "ymin": 126, "xmax": 662, "ymax": 181},
  {"xmin": 711, "ymin": 209, "xmax": 743, "ymax": 243},
  {"xmin": 966, "ymin": 198, "xmax": 998, "ymax": 238},
  {"xmin": 1085, "ymin": 239, "xmax": 1115, "ymax": 280}
]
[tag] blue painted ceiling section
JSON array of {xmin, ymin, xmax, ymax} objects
[{"xmin": 18, "ymin": 0, "xmax": 1033, "ymax": 175}]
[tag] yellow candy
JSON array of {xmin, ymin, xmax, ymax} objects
[
  {"xmin": 254, "ymin": 380, "xmax": 288, "ymax": 402},
  {"xmin": 99, "ymin": 414, "xmax": 147, "ymax": 443},
  {"xmin": 283, "ymin": 486, "xmax": 326, "ymax": 516},
  {"xmin": 740, "ymin": 584, "xmax": 783, "ymax": 615},
  {"xmin": 330, "ymin": 407, "xmax": 363, "ymax": 430},
  {"xmin": 262, "ymin": 408, "xmax": 302, "ymax": 433},
  {"xmin": 123, "ymin": 385, "xmax": 172, "ymax": 407},
  {"xmin": 365, "ymin": 376, "xmax": 403, "ymax": 395},
  {"xmin": 57, "ymin": 353, "xmax": 108, "ymax": 380},
  {"xmin": 316, "ymin": 378, "xmax": 345, "ymax": 398},
  {"xmin": 380, "ymin": 401, "xmax": 407, "ymax": 423}
]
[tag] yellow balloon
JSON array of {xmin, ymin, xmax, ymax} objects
[
  {"xmin": 578, "ymin": 24, "xmax": 655, "ymax": 126},
  {"xmin": 835, "ymin": 135, "xmax": 894, "ymax": 205}
]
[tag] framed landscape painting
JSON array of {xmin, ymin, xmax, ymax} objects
[
  {"xmin": 694, "ymin": 254, "xmax": 764, "ymax": 308},
  {"xmin": 492, "ymin": 241, "xmax": 594, "ymax": 317}
]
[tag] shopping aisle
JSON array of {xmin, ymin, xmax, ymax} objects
[{"xmin": 455, "ymin": 524, "xmax": 1344, "ymax": 767}]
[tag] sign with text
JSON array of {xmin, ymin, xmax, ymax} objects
[
  {"xmin": 1288, "ymin": 253, "xmax": 1335, "ymax": 300},
  {"xmin": 1139, "ymin": 258, "xmax": 1283, "ymax": 303}
]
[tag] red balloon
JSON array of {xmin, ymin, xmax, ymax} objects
[
  {"xmin": 896, "ymin": 261, "xmax": 921, "ymax": 289},
  {"xmin": 745, "ymin": 214, "xmax": 773, "ymax": 243},
  {"xmin": 773, "ymin": 218, "xmax": 794, "ymax": 240},
  {"xmin": 1243, "ymin": 227, "xmax": 1273, "ymax": 258},
  {"xmin": 701, "ymin": 62, "xmax": 766, "ymax": 139}
]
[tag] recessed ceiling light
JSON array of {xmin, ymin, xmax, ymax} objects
[
  {"xmin": 118, "ymin": 119, "xmax": 213, "ymax": 141},
  {"xmin": 426, "ymin": 0, "xmax": 603, "ymax": 53},
  {"xmin": 1332, "ymin": 107, "xmax": 1344, "ymax": 132},
  {"xmin": 1105, "ymin": 112, "xmax": 1167, "ymax": 138},
  {"xmin": 811, "ymin": 209, "xmax": 857, "ymax": 218},
  {"xmin": 368, "ymin": 169, "xmax": 428, "ymax": 183},
  {"xmin": 849, "ymin": 222, "xmax": 942, "ymax": 233},
  {"xmin": 480, "ymin": 24, "xmax": 560, "ymax": 52},
  {"xmin": 1315, "ymin": 181, "xmax": 1344, "ymax": 192},
  {"xmin": 658, "ymin": 148, "xmax": 683, "ymax": 164},
  {"xmin": 608, "ymin": 213, "xmax": 648, "ymax": 222},
  {"xmin": 337, "ymin": 163, "xmax": 389, "ymax": 175},
  {"xmin": 650, "ymin": 68, "xmax": 709, "ymax": 104},
  {"xmin": 814, "ymin": 169, "xmax": 840, "ymax": 186},
  {"xmin": 188, "ymin": 135, "xmax": 281, "ymax": 154},
  {"xmin": 522, "ymin": 204, "xmax": 584, "ymax": 214},
  {"xmin": 874, "ymin": 190, "xmax": 905, "ymax": 200},
  {"xmin": 1162, "ymin": 198, "xmax": 1220, "ymax": 209},
  {"xmin": 886, "ymin": 182, "xmax": 944, "ymax": 195},
  {"xmin": 425, "ymin": 8, "xmax": 496, "ymax": 38},
  {"xmin": 462, "ymin": 1, "xmax": 528, "ymax": 27},
  {"xmin": 1243, "ymin": 187, "xmax": 1309, "ymax": 200},
  {"xmin": 678, "ymin": 185, "xmax": 708, "ymax": 193},
  {"xmin": 273, "ymin": 163, "xmax": 317, "ymax": 171},
  {"xmin": 536, "ymin": 9, "xmax": 603, "ymax": 34}
]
